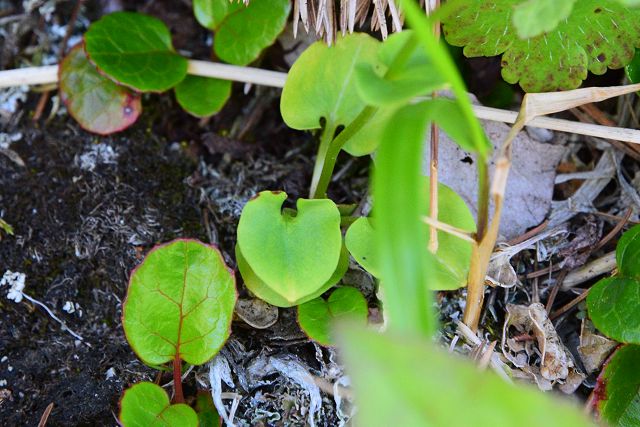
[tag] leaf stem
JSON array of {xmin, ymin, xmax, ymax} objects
[
  {"xmin": 310, "ymin": 33, "xmax": 419, "ymax": 199},
  {"xmin": 172, "ymin": 356, "xmax": 184, "ymax": 404},
  {"xmin": 309, "ymin": 123, "xmax": 337, "ymax": 198}
]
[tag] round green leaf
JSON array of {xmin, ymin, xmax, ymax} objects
[
  {"xmin": 588, "ymin": 277, "xmax": 640, "ymax": 344},
  {"xmin": 442, "ymin": 0, "xmax": 640, "ymax": 91},
  {"xmin": 345, "ymin": 217, "xmax": 379, "ymax": 277},
  {"xmin": 123, "ymin": 239, "xmax": 237, "ymax": 366},
  {"xmin": 236, "ymin": 243, "xmax": 349, "ymax": 307},
  {"xmin": 346, "ymin": 180, "xmax": 475, "ymax": 290},
  {"xmin": 512, "ymin": 0, "xmax": 577, "ymax": 39},
  {"xmin": 594, "ymin": 345, "xmax": 640, "ymax": 426},
  {"xmin": 281, "ymin": 33, "xmax": 382, "ymax": 133},
  {"xmin": 236, "ymin": 191, "xmax": 343, "ymax": 307},
  {"xmin": 355, "ymin": 31, "xmax": 447, "ymax": 108},
  {"xmin": 213, "ymin": 0, "xmax": 291, "ymax": 66},
  {"xmin": 616, "ymin": 224, "xmax": 640, "ymax": 279},
  {"xmin": 84, "ymin": 12, "xmax": 188, "ymax": 92},
  {"xmin": 174, "ymin": 75, "xmax": 231, "ymax": 118},
  {"xmin": 193, "ymin": 0, "xmax": 241, "ymax": 30},
  {"xmin": 120, "ymin": 382, "xmax": 198, "ymax": 427},
  {"xmin": 297, "ymin": 287, "xmax": 368, "ymax": 346},
  {"xmin": 59, "ymin": 44, "xmax": 141, "ymax": 135}
]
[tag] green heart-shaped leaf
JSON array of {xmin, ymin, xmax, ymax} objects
[
  {"xmin": 119, "ymin": 382, "xmax": 198, "ymax": 427},
  {"xmin": 443, "ymin": 0, "xmax": 640, "ymax": 91},
  {"xmin": 616, "ymin": 224, "xmax": 640, "ymax": 279},
  {"xmin": 346, "ymin": 180, "xmax": 475, "ymax": 290},
  {"xmin": 587, "ymin": 277, "xmax": 640, "ymax": 344},
  {"xmin": 236, "ymin": 191, "xmax": 343, "ymax": 307},
  {"xmin": 123, "ymin": 239, "xmax": 237, "ymax": 366},
  {"xmin": 593, "ymin": 345, "xmax": 640, "ymax": 426},
  {"xmin": 174, "ymin": 75, "xmax": 231, "ymax": 118},
  {"xmin": 281, "ymin": 33, "xmax": 382, "ymax": 135},
  {"xmin": 236, "ymin": 243, "xmax": 349, "ymax": 308},
  {"xmin": 355, "ymin": 31, "xmax": 447, "ymax": 108},
  {"xmin": 84, "ymin": 12, "xmax": 188, "ymax": 92},
  {"xmin": 338, "ymin": 325, "xmax": 596, "ymax": 427},
  {"xmin": 59, "ymin": 44, "xmax": 141, "ymax": 135},
  {"xmin": 298, "ymin": 287, "xmax": 368, "ymax": 346}
]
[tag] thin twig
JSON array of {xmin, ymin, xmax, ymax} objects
[
  {"xmin": 545, "ymin": 270, "xmax": 568, "ymax": 313},
  {"xmin": 561, "ymin": 251, "xmax": 617, "ymax": 290},
  {"xmin": 550, "ymin": 289, "xmax": 588, "ymax": 321},
  {"xmin": 592, "ymin": 208, "xmax": 632, "ymax": 253},
  {"xmin": 37, "ymin": 403, "xmax": 54, "ymax": 427}
]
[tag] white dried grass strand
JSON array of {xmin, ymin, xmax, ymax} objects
[
  {"xmin": 521, "ymin": 84, "xmax": 640, "ymax": 125},
  {"xmin": 472, "ymin": 104, "xmax": 640, "ymax": 144},
  {"xmin": 0, "ymin": 65, "xmax": 57, "ymax": 88},
  {"xmin": 339, "ymin": 0, "xmax": 347, "ymax": 35},
  {"xmin": 315, "ymin": 0, "xmax": 326, "ymax": 33},
  {"xmin": 372, "ymin": 0, "xmax": 388, "ymax": 39},
  {"xmin": 325, "ymin": 0, "xmax": 335, "ymax": 45},
  {"xmin": 300, "ymin": 0, "xmax": 310, "ymax": 32},
  {"xmin": 387, "ymin": 0, "xmax": 402, "ymax": 32},
  {"xmin": 5, "ymin": 64, "xmax": 640, "ymax": 144},
  {"xmin": 293, "ymin": 0, "xmax": 300, "ymax": 38},
  {"xmin": 187, "ymin": 60, "xmax": 287, "ymax": 87},
  {"xmin": 348, "ymin": 0, "xmax": 357, "ymax": 33}
]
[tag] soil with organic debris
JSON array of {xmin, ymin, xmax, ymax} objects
[{"xmin": 2, "ymin": 1, "xmax": 640, "ymax": 426}]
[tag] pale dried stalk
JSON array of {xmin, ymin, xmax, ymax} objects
[
  {"xmin": 463, "ymin": 83, "xmax": 640, "ymax": 331},
  {"xmin": 561, "ymin": 252, "xmax": 616, "ymax": 290},
  {"xmin": 421, "ymin": 215, "xmax": 475, "ymax": 243},
  {"xmin": 3, "ymin": 64, "xmax": 640, "ymax": 144}
]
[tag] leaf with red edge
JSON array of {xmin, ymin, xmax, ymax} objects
[
  {"xmin": 593, "ymin": 344, "xmax": 640, "ymax": 426},
  {"xmin": 59, "ymin": 44, "xmax": 141, "ymax": 135},
  {"xmin": 123, "ymin": 239, "xmax": 237, "ymax": 367}
]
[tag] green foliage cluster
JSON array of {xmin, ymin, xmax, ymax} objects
[
  {"xmin": 59, "ymin": 1, "xmax": 288, "ymax": 134},
  {"xmin": 54, "ymin": 0, "xmax": 640, "ymax": 425},
  {"xmin": 119, "ymin": 239, "xmax": 235, "ymax": 426},
  {"xmin": 442, "ymin": 0, "xmax": 640, "ymax": 91}
]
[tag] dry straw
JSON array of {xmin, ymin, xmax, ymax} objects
[{"xmin": 1, "ymin": 60, "xmax": 639, "ymax": 144}]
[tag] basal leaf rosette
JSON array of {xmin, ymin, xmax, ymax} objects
[
  {"xmin": 84, "ymin": 12, "xmax": 188, "ymax": 92},
  {"xmin": 59, "ymin": 44, "xmax": 141, "ymax": 135},
  {"xmin": 442, "ymin": 0, "xmax": 640, "ymax": 91},
  {"xmin": 236, "ymin": 191, "xmax": 344, "ymax": 307},
  {"xmin": 120, "ymin": 382, "xmax": 198, "ymax": 427},
  {"xmin": 123, "ymin": 239, "xmax": 237, "ymax": 366}
]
